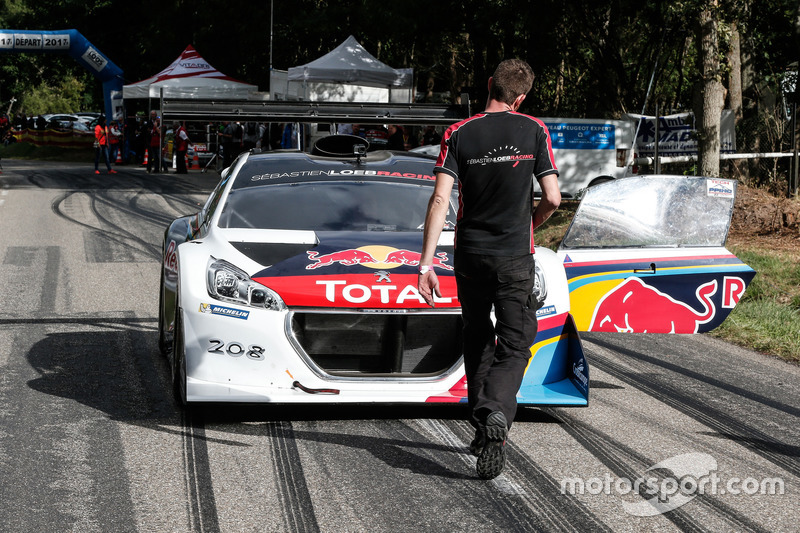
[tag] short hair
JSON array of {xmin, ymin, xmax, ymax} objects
[{"xmin": 490, "ymin": 59, "xmax": 535, "ymax": 105}]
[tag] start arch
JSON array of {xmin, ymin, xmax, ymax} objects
[{"xmin": 0, "ymin": 29, "xmax": 123, "ymax": 120}]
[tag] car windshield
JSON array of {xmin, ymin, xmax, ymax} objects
[{"xmin": 218, "ymin": 181, "xmax": 458, "ymax": 232}]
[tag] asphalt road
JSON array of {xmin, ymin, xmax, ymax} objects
[{"xmin": 0, "ymin": 160, "xmax": 797, "ymax": 532}]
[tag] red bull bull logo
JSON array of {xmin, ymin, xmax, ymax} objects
[
  {"xmin": 589, "ymin": 277, "xmax": 718, "ymax": 334},
  {"xmin": 306, "ymin": 246, "xmax": 453, "ymax": 271},
  {"xmin": 306, "ymin": 249, "xmax": 377, "ymax": 269}
]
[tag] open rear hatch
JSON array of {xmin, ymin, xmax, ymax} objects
[{"xmin": 557, "ymin": 175, "xmax": 755, "ymax": 333}]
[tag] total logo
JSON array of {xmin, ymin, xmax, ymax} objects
[
  {"xmin": 316, "ymin": 279, "xmax": 454, "ymax": 305},
  {"xmin": 306, "ymin": 246, "xmax": 453, "ymax": 271}
]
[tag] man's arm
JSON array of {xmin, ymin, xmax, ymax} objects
[
  {"xmin": 532, "ymin": 173, "xmax": 561, "ymax": 231},
  {"xmin": 418, "ymin": 172, "xmax": 455, "ymax": 307}
]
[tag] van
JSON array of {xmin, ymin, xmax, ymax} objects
[{"xmin": 540, "ymin": 118, "xmax": 635, "ymax": 198}]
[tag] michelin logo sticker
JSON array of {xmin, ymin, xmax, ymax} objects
[
  {"xmin": 200, "ymin": 303, "xmax": 250, "ymax": 320},
  {"xmin": 536, "ymin": 305, "xmax": 557, "ymax": 317}
]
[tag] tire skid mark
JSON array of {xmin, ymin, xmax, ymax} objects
[
  {"xmin": 588, "ymin": 346, "xmax": 800, "ymax": 479},
  {"xmin": 588, "ymin": 336, "xmax": 800, "ymax": 419},
  {"xmin": 182, "ymin": 410, "xmax": 222, "ymax": 533},
  {"xmin": 544, "ymin": 407, "xmax": 773, "ymax": 533},
  {"xmin": 266, "ymin": 421, "xmax": 320, "ymax": 533},
  {"xmin": 416, "ymin": 418, "xmax": 614, "ymax": 532},
  {"xmin": 89, "ymin": 193, "xmax": 163, "ymax": 260},
  {"xmin": 396, "ymin": 419, "xmax": 527, "ymax": 530},
  {"xmin": 51, "ymin": 191, "xmax": 161, "ymax": 261}
]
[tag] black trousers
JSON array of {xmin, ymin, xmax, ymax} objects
[
  {"xmin": 455, "ymin": 251, "xmax": 538, "ymax": 430},
  {"xmin": 176, "ymin": 149, "xmax": 188, "ymax": 174},
  {"xmin": 147, "ymin": 145, "xmax": 160, "ymax": 172}
]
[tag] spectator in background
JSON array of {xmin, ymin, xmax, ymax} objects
[
  {"xmin": 94, "ymin": 116, "xmax": 116, "ymax": 175},
  {"xmin": 108, "ymin": 120, "xmax": 122, "ymax": 164},
  {"xmin": 231, "ymin": 121, "xmax": 244, "ymax": 157},
  {"xmin": 242, "ymin": 121, "xmax": 260, "ymax": 152},
  {"xmin": 146, "ymin": 111, "xmax": 161, "ymax": 173},
  {"xmin": 173, "ymin": 121, "xmax": 192, "ymax": 174},
  {"xmin": 386, "ymin": 125, "xmax": 406, "ymax": 151},
  {"xmin": 422, "ymin": 125, "xmax": 442, "ymax": 146},
  {"xmin": 281, "ymin": 123, "xmax": 297, "ymax": 149},
  {"xmin": 351, "ymin": 124, "xmax": 366, "ymax": 138}
]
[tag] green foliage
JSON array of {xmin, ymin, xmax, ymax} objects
[
  {"xmin": 0, "ymin": 0, "xmax": 796, "ymax": 120},
  {"xmin": 19, "ymin": 76, "xmax": 88, "ymax": 115}
]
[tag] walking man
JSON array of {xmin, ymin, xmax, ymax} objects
[{"xmin": 418, "ymin": 59, "xmax": 561, "ymax": 479}]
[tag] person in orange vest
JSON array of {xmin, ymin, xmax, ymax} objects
[
  {"xmin": 173, "ymin": 121, "xmax": 192, "ymax": 174},
  {"xmin": 94, "ymin": 116, "xmax": 116, "ymax": 175}
]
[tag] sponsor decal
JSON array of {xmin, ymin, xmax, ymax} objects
[
  {"xmin": 536, "ymin": 304, "xmax": 557, "ymax": 317},
  {"xmin": 468, "ymin": 145, "xmax": 534, "ymax": 168},
  {"xmin": 315, "ymin": 280, "xmax": 453, "ymax": 305},
  {"xmin": 81, "ymin": 46, "xmax": 108, "ymax": 72},
  {"xmin": 250, "ymin": 169, "xmax": 436, "ymax": 182},
  {"xmin": 179, "ymin": 61, "xmax": 213, "ymax": 70},
  {"xmin": 306, "ymin": 246, "xmax": 453, "ymax": 271},
  {"xmin": 572, "ymin": 360, "xmax": 589, "ymax": 388},
  {"xmin": 199, "ymin": 303, "xmax": 250, "ymax": 320},
  {"xmin": 722, "ymin": 276, "xmax": 746, "ymax": 308},
  {"xmin": 706, "ymin": 178, "xmax": 735, "ymax": 198},
  {"xmin": 164, "ymin": 240, "xmax": 178, "ymax": 275},
  {"xmin": 546, "ymin": 122, "xmax": 616, "ymax": 150},
  {"xmin": 589, "ymin": 278, "xmax": 718, "ymax": 333}
]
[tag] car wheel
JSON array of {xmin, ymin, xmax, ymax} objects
[
  {"xmin": 589, "ymin": 176, "xmax": 613, "ymax": 187},
  {"xmin": 172, "ymin": 308, "xmax": 188, "ymax": 407},
  {"xmin": 158, "ymin": 265, "xmax": 172, "ymax": 357}
]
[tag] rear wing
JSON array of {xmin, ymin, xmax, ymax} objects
[{"xmin": 159, "ymin": 96, "xmax": 471, "ymax": 126}]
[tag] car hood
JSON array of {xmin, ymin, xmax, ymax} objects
[{"xmin": 245, "ymin": 232, "xmax": 459, "ymax": 309}]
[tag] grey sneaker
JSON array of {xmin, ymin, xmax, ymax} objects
[{"xmin": 476, "ymin": 411, "xmax": 508, "ymax": 479}]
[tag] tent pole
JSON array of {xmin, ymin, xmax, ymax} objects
[{"xmin": 269, "ymin": 0, "xmax": 274, "ymax": 73}]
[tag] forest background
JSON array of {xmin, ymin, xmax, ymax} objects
[{"xmin": 0, "ymin": 1, "xmax": 797, "ymax": 127}]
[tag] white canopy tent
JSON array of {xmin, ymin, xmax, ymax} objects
[
  {"xmin": 123, "ymin": 45, "xmax": 258, "ymax": 100},
  {"xmin": 273, "ymin": 36, "xmax": 413, "ymax": 103}
]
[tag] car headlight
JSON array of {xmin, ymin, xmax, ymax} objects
[
  {"xmin": 207, "ymin": 258, "xmax": 286, "ymax": 311},
  {"xmin": 532, "ymin": 260, "xmax": 547, "ymax": 305}
]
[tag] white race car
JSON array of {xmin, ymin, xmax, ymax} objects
[{"xmin": 159, "ymin": 135, "xmax": 754, "ymax": 406}]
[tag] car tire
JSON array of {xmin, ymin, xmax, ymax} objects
[
  {"xmin": 588, "ymin": 176, "xmax": 613, "ymax": 187},
  {"xmin": 172, "ymin": 307, "xmax": 188, "ymax": 407},
  {"xmin": 158, "ymin": 265, "xmax": 172, "ymax": 357}
]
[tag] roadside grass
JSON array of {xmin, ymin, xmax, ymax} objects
[
  {"xmin": 536, "ymin": 201, "xmax": 800, "ymax": 363},
  {"xmin": 711, "ymin": 244, "xmax": 800, "ymax": 363},
  {"xmin": 536, "ymin": 199, "xmax": 578, "ymax": 250},
  {"xmin": 0, "ymin": 142, "xmax": 94, "ymax": 163}
]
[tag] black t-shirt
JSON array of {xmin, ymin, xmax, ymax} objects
[{"xmin": 434, "ymin": 111, "xmax": 558, "ymax": 255}]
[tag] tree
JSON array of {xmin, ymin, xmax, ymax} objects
[{"xmin": 694, "ymin": 0, "xmax": 726, "ymax": 177}]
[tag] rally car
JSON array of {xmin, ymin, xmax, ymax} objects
[{"xmin": 158, "ymin": 135, "xmax": 754, "ymax": 406}]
